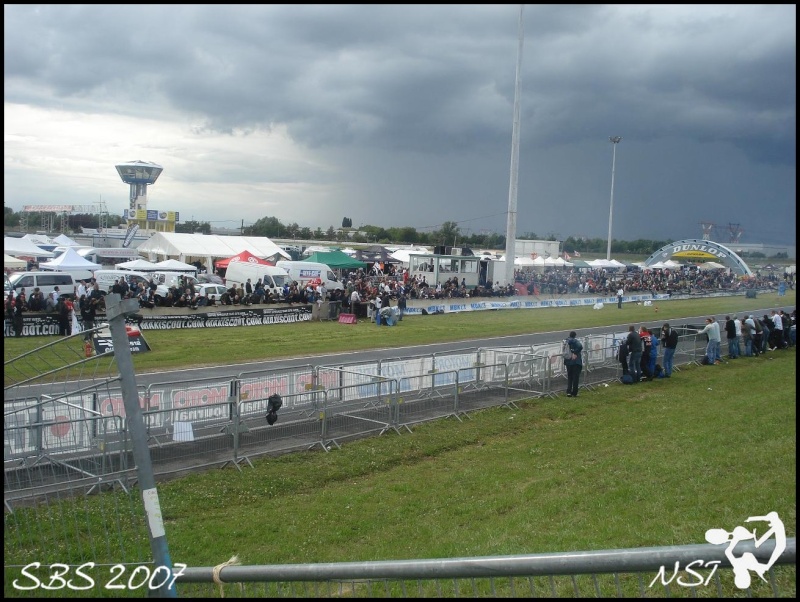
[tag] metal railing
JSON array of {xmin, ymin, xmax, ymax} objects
[
  {"xmin": 174, "ymin": 538, "xmax": 796, "ymax": 598},
  {"xmin": 5, "ymin": 327, "xmax": 714, "ymax": 498}
]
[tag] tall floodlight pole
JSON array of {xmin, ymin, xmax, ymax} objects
[
  {"xmin": 606, "ymin": 136, "xmax": 622, "ymax": 261},
  {"xmin": 504, "ymin": 5, "xmax": 524, "ymax": 288}
]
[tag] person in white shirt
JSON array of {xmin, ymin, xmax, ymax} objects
[
  {"xmin": 617, "ymin": 286, "xmax": 624, "ymax": 309},
  {"xmin": 373, "ymin": 293, "xmax": 383, "ymax": 324},
  {"xmin": 769, "ymin": 310, "xmax": 783, "ymax": 349},
  {"xmin": 697, "ymin": 318, "xmax": 721, "ymax": 364}
]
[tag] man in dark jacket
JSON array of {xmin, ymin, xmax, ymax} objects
[
  {"xmin": 626, "ymin": 325, "xmax": 643, "ymax": 382},
  {"xmin": 660, "ymin": 323, "xmax": 679, "ymax": 377}
]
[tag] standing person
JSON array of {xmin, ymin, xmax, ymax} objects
[
  {"xmin": 56, "ymin": 295, "xmax": 70, "ymax": 336},
  {"xmin": 639, "ymin": 326, "xmax": 653, "ymax": 380},
  {"xmin": 741, "ymin": 316, "xmax": 753, "ymax": 357},
  {"xmin": 397, "ymin": 292, "xmax": 407, "ymax": 321},
  {"xmin": 733, "ymin": 315, "xmax": 743, "ymax": 358},
  {"xmin": 373, "ymin": 293, "xmax": 383, "ymax": 325},
  {"xmin": 711, "ymin": 317, "xmax": 722, "ymax": 363},
  {"xmin": 760, "ymin": 315, "xmax": 772, "ymax": 354},
  {"xmin": 564, "ymin": 331, "xmax": 583, "ymax": 397},
  {"xmin": 80, "ymin": 294, "xmax": 96, "ymax": 341},
  {"xmin": 626, "ymin": 325, "xmax": 643, "ymax": 382},
  {"xmin": 617, "ymin": 286, "xmax": 624, "ymax": 309},
  {"xmin": 697, "ymin": 318, "xmax": 720, "ymax": 365},
  {"xmin": 751, "ymin": 315, "xmax": 763, "ymax": 356},
  {"xmin": 661, "ymin": 323, "xmax": 678, "ymax": 377},
  {"xmin": 13, "ymin": 290, "xmax": 26, "ymax": 337},
  {"xmin": 724, "ymin": 316, "xmax": 738, "ymax": 359},
  {"xmin": 769, "ymin": 310, "xmax": 783, "ymax": 349}
]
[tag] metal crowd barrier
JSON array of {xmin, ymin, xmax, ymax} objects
[{"xmin": 3, "ymin": 327, "xmax": 722, "ymax": 500}]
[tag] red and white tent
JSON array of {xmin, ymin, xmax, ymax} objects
[{"xmin": 215, "ymin": 250, "xmax": 272, "ymax": 269}]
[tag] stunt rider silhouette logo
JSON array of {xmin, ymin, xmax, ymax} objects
[{"xmin": 705, "ymin": 512, "xmax": 786, "ymax": 589}]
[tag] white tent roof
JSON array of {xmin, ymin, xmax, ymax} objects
[
  {"xmin": 39, "ymin": 247, "xmax": 101, "ymax": 270},
  {"xmin": 4, "ymin": 236, "xmax": 55, "ymax": 257},
  {"xmin": 588, "ymin": 258, "xmax": 624, "ymax": 269},
  {"xmin": 51, "ymin": 233, "xmax": 79, "ymax": 246},
  {"xmin": 135, "ymin": 233, "xmax": 291, "ymax": 265},
  {"xmin": 116, "ymin": 258, "xmax": 159, "ymax": 271},
  {"xmin": 4, "ymin": 254, "xmax": 26, "ymax": 269},
  {"xmin": 22, "ymin": 233, "xmax": 52, "ymax": 246},
  {"xmin": 389, "ymin": 247, "xmax": 431, "ymax": 264},
  {"xmin": 152, "ymin": 259, "xmax": 198, "ymax": 272},
  {"xmin": 697, "ymin": 261, "xmax": 726, "ymax": 271}
]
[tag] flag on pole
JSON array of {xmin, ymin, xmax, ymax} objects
[
  {"xmin": 530, "ymin": 252, "xmax": 538, "ymax": 259},
  {"xmin": 564, "ymin": 252, "xmax": 571, "ymax": 260},
  {"xmin": 573, "ymin": 250, "xmax": 581, "ymax": 257},
  {"xmin": 544, "ymin": 252, "xmax": 551, "ymax": 259}
]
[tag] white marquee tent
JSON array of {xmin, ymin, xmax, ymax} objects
[
  {"xmin": 135, "ymin": 233, "xmax": 291, "ymax": 273},
  {"xmin": 38, "ymin": 247, "xmax": 101, "ymax": 271},
  {"xmin": 4, "ymin": 254, "xmax": 26, "ymax": 269},
  {"xmin": 116, "ymin": 258, "xmax": 159, "ymax": 271},
  {"xmin": 4, "ymin": 236, "xmax": 55, "ymax": 258},
  {"xmin": 51, "ymin": 233, "xmax": 80, "ymax": 246}
]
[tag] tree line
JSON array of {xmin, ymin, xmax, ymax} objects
[{"xmin": 4, "ymin": 205, "xmax": 676, "ymax": 255}]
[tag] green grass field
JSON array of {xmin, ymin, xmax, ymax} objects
[{"xmin": 4, "ymin": 291, "xmax": 796, "ymax": 597}]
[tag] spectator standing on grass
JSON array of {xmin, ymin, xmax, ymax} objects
[
  {"xmin": 626, "ymin": 325, "xmax": 643, "ymax": 382},
  {"xmin": 660, "ymin": 323, "xmax": 678, "ymax": 377},
  {"xmin": 697, "ymin": 318, "xmax": 720, "ymax": 365},
  {"xmin": 564, "ymin": 331, "xmax": 583, "ymax": 397},
  {"xmin": 617, "ymin": 286, "xmax": 624, "ymax": 309},
  {"xmin": 769, "ymin": 310, "xmax": 783, "ymax": 349},
  {"xmin": 751, "ymin": 315, "xmax": 763, "ymax": 356},
  {"xmin": 742, "ymin": 316, "xmax": 755, "ymax": 357},
  {"xmin": 711, "ymin": 317, "xmax": 723, "ymax": 363},
  {"xmin": 724, "ymin": 316, "xmax": 738, "ymax": 359},
  {"xmin": 397, "ymin": 292, "xmax": 407, "ymax": 321},
  {"xmin": 734, "ymin": 315, "xmax": 743, "ymax": 357},
  {"xmin": 760, "ymin": 315, "xmax": 772, "ymax": 354}
]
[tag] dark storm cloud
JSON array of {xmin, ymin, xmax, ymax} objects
[{"xmin": 4, "ymin": 5, "xmax": 795, "ymax": 245}]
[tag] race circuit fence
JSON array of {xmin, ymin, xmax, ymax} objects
[
  {"xmin": 5, "ymin": 327, "xmax": 709, "ymax": 497},
  {"xmin": 7, "ymin": 324, "xmax": 749, "ymax": 598}
]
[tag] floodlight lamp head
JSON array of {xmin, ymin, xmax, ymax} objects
[{"xmin": 609, "ymin": 136, "xmax": 622, "ymax": 144}]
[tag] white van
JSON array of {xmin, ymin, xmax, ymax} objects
[
  {"xmin": 7, "ymin": 271, "xmax": 77, "ymax": 300},
  {"xmin": 93, "ymin": 270, "xmax": 152, "ymax": 294},
  {"xmin": 223, "ymin": 262, "xmax": 291, "ymax": 299},
  {"xmin": 275, "ymin": 261, "xmax": 344, "ymax": 292}
]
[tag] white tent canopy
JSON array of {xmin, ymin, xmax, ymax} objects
[
  {"xmin": 697, "ymin": 261, "xmax": 727, "ymax": 271},
  {"xmin": 390, "ymin": 247, "xmax": 431, "ymax": 265},
  {"xmin": 4, "ymin": 254, "xmax": 26, "ymax": 269},
  {"xmin": 116, "ymin": 258, "xmax": 159, "ymax": 271},
  {"xmin": 4, "ymin": 236, "xmax": 55, "ymax": 257},
  {"xmin": 38, "ymin": 247, "xmax": 101, "ymax": 271},
  {"xmin": 51, "ymin": 233, "xmax": 80, "ymax": 246},
  {"xmin": 152, "ymin": 259, "xmax": 198, "ymax": 273},
  {"xmin": 135, "ymin": 233, "xmax": 291, "ymax": 273},
  {"xmin": 22, "ymin": 233, "xmax": 52, "ymax": 246}
]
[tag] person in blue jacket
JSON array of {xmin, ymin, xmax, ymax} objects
[{"xmin": 564, "ymin": 331, "xmax": 583, "ymax": 398}]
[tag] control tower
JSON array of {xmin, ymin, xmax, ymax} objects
[{"xmin": 115, "ymin": 160, "xmax": 163, "ymax": 211}]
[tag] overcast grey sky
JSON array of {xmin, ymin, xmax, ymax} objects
[{"xmin": 4, "ymin": 5, "xmax": 796, "ymax": 245}]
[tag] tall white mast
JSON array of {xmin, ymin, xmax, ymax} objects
[{"xmin": 504, "ymin": 5, "xmax": 524, "ymax": 287}]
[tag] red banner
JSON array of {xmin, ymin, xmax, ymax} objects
[{"xmin": 338, "ymin": 313, "xmax": 357, "ymax": 324}]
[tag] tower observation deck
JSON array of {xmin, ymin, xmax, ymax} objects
[{"xmin": 115, "ymin": 160, "xmax": 163, "ymax": 211}]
